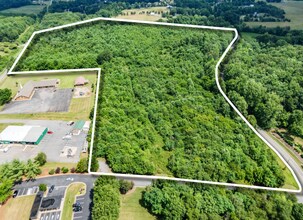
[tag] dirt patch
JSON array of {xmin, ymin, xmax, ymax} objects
[{"xmin": 73, "ymin": 87, "xmax": 91, "ymax": 98}]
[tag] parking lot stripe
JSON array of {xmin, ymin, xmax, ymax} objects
[
  {"xmin": 73, "ymin": 216, "xmax": 83, "ymax": 219},
  {"xmin": 76, "ymin": 197, "xmax": 84, "ymax": 200}
]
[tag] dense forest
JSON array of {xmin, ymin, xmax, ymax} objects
[
  {"xmin": 0, "ymin": 16, "xmax": 34, "ymax": 42},
  {"xmin": 15, "ymin": 22, "xmax": 292, "ymax": 188},
  {"xmin": 223, "ymin": 36, "xmax": 303, "ymax": 137},
  {"xmin": 0, "ymin": 0, "xmax": 31, "ymax": 11},
  {"xmin": 142, "ymin": 180, "xmax": 303, "ymax": 220}
]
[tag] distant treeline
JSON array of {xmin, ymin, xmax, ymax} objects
[{"xmin": 0, "ymin": 0, "xmax": 31, "ymax": 11}]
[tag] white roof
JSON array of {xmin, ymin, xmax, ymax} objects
[{"xmin": 0, "ymin": 125, "xmax": 47, "ymax": 143}]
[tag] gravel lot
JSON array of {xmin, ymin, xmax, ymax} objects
[
  {"xmin": 0, "ymin": 119, "xmax": 88, "ymax": 164},
  {"xmin": 0, "ymin": 88, "xmax": 73, "ymax": 114}
]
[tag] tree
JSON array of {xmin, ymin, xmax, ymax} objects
[
  {"xmin": 39, "ymin": 184, "xmax": 47, "ymax": 192},
  {"xmin": 55, "ymin": 167, "xmax": 60, "ymax": 174},
  {"xmin": 0, "ymin": 88, "xmax": 12, "ymax": 105},
  {"xmin": 292, "ymin": 204, "xmax": 303, "ymax": 220},
  {"xmin": 25, "ymin": 159, "xmax": 41, "ymax": 180},
  {"xmin": 96, "ymin": 50, "xmax": 113, "ymax": 65},
  {"xmin": 119, "ymin": 180, "xmax": 134, "ymax": 194},
  {"xmin": 76, "ymin": 158, "xmax": 88, "ymax": 173},
  {"xmin": 49, "ymin": 169, "xmax": 55, "ymax": 175},
  {"xmin": 34, "ymin": 152, "xmax": 47, "ymax": 166},
  {"xmin": 61, "ymin": 167, "xmax": 69, "ymax": 173},
  {"xmin": 0, "ymin": 179, "xmax": 13, "ymax": 204},
  {"xmin": 91, "ymin": 156, "xmax": 99, "ymax": 172}
]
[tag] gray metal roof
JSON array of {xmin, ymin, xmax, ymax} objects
[{"xmin": 0, "ymin": 125, "xmax": 47, "ymax": 143}]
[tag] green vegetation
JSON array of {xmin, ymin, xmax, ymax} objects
[
  {"xmin": 0, "ymin": 16, "xmax": 34, "ymax": 42},
  {"xmin": 92, "ymin": 176, "xmax": 120, "ymax": 220},
  {"xmin": 119, "ymin": 188, "xmax": 156, "ymax": 220},
  {"xmin": 0, "ymin": 88, "xmax": 12, "ymax": 105},
  {"xmin": 39, "ymin": 183, "xmax": 47, "ymax": 192},
  {"xmin": 14, "ymin": 21, "xmax": 296, "ymax": 188},
  {"xmin": 76, "ymin": 158, "xmax": 88, "ymax": 173},
  {"xmin": 119, "ymin": 179, "xmax": 134, "ymax": 194},
  {"xmin": 223, "ymin": 36, "xmax": 303, "ymax": 137},
  {"xmin": 0, "ymin": 195, "xmax": 35, "ymax": 220},
  {"xmin": 0, "ymin": 5, "xmax": 45, "ymax": 15},
  {"xmin": 0, "ymin": 0, "xmax": 31, "ymax": 11},
  {"xmin": 34, "ymin": 152, "xmax": 47, "ymax": 166},
  {"xmin": 62, "ymin": 183, "xmax": 86, "ymax": 220},
  {"xmin": 142, "ymin": 180, "xmax": 303, "ymax": 220}
]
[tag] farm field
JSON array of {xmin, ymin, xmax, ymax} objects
[
  {"xmin": 14, "ymin": 21, "xmax": 297, "ymax": 189},
  {"xmin": 116, "ymin": 6, "xmax": 168, "ymax": 21},
  {"xmin": 246, "ymin": 1, "xmax": 303, "ymax": 30},
  {"xmin": 0, "ymin": 5, "xmax": 46, "ymax": 15}
]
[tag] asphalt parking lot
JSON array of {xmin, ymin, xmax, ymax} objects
[
  {"xmin": 73, "ymin": 195, "xmax": 86, "ymax": 219},
  {"xmin": 40, "ymin": 211, "xmax": 61, "ymax": 220},
  {"xmin": 0, "ymin": 119, "xmax": 87, "ymax": 164},
  {"xmin": 0, "ymin": 88, "xmax": 73, "ymax": 114}
]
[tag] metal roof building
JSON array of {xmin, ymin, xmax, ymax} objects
[{"xmin": 0, "ymin": 125, "xmax": 48, "ymax": 145}]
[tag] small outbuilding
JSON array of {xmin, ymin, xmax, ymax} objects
[
  {"xmin": 71, "ymin": 120, "xmax": 85, "ymax": 135},
  {"xmin": 74, "ymin": 76, "xmax": 89, "ymax": 86}
]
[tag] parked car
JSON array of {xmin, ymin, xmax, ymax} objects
[
  {"xmin": 67, "ymin": 121, "xmax": 74, "ymax": 126},
  {"xmin": 47, "ymin": 131, "xmax": 53, "ymax": 134},
  {"xmin": 49, "ymin": 185, "xmax": 55, "ymax": 193},
  {"xmin": 13, "ymin": 190, "xmax": 18, "ymax": 198},
  {"xmin": 73, "ymin": 202, "xmax": 81, "ymax": 207},
  {"xmin": 73, "ymin": 206, "xmax": 82, "ymax": 212}
]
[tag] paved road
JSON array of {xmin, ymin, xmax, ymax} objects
[
  {"xmin": 15, "ymin": 174, "xmax": 97, "ymax": 220},
  {"xmin": 258, "ymin": 129, "xmax": 303, "ymax": 202}
]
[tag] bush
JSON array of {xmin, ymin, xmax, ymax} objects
[
  {"xmin": 34, "ymin": 152, "xmax": 47, "ymax": 166},
  {"xmin": 119, "ymin": 180, "xmax": 134, "ymax": 194},
  {"xmin": 61, "ymin": 167, "xmax": 69, "ymax": 173},
  {"xmin": 76, "ymin": 158, "xmax": 88, "ymax": 173},
  {"xmin": 70, "ymin": 167, "xmax": 76, "ymax": 173},
  {"xmin": 55, "ymin": 167, "xmax": 60, "ymax": 174},
  {"xmin": 49, "ymin": 169, "xmax": 55, "ymax": 175},
  {"xmin": 39, "ymin": 184, "xmax": 47, "ymax": 192}
]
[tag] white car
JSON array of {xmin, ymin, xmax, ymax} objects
[{"xmin": 66, "ymin": 177, "xmax": 74, "ymax": 181}]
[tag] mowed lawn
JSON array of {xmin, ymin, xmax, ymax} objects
[
  {"xmin": 116, "ymin": 7, "xmax": 168, "ymax": 21},
  {"xmin": 119, "ymin": 188, "xmax": 156, "ymax": 220},
  {"xmin": 0, "ymin": 5, "xmax": 45, "ymax": 15},
  {"xmin": 0, "ymin": 195, "xmax": 35, "ymax": 220},
  {"xmin": 246, "ymin": 1, "xmax": 303, "ymax": 30},
  {"xmin": 61, "ymin": 183, "xmax": 86, "ymax": 220}
]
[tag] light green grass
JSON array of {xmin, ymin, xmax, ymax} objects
[
  {"xmin": 0, "ymin": 5, "xmax": 45, "ymax": 15},
  {"xmin": 0, "ymin": 195, "xmax": 35, "ymax": 220},
  {"xmin": 119, "ymin": 188, "xmax": 156, "ymax": 220},
  {"xmin": 246, "ymin": 1, "xmax": 303, "ymax": 30},
  {"xmin": 61, "ymin": 183, "xmax": 86, "ymax": 220}
]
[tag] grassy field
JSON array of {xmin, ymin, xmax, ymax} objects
[
  {"xmin": 61, "ymin": 183, "xmax": 86, "ymax": 220},
  {"xmin": 0, "ymin": 5, "xmax": 45, "ymax": 15},
  {"xmin": 116, "ymin": 7, "xmax": 168, "ymax": 21},
  {"xmin": 119, "ymin": 188, "xmax": 156, "ymax": 220},
  {"xmin": 246, "ymin": 1, "xmax": 303, "ymax": 30},
  {"xmin": 0, "ymin": 195, "xmax": 35, "ymax": 220},
  {"xmin": 0, "ymin": 72, "xmax": 97, "ymax": 120}
]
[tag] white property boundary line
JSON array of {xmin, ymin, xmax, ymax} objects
[{"xmin": 8, "ymin": 17, "xmax": 302, "ymax": 193}]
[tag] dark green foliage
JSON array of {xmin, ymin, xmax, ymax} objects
[
  {"xmin": 0, "ymin": 88, "xmax": 12, "ymax": 105},
  {"xmin": 90, "ymin": 156, "xmax": 99, "ymax": 172},
  {"xmin": 92, "ymin": 176, "xmax": 120, "ymax": 220},
  {"xmin": 96, "ymin": 50, "xmax": 113, "ymax": 65},
  {"xmin": 34, "ymin": 152, "xmax": 47, "ymax": 166},
  {"xmin": 0, "ymin": 179, "xmax": 13, "ymax": 204},
  {"xmin": 142, "ymin": 180, "xmax": 301, "ymax": 220},
  {"xmin": 76, "ymin": 158, "xmax": 88, "ymax": 173},
  {"xmin": 0, "ymin": 16, "xmax": 34, "ymax": 42},
  {"xmin": 119, "ymin": 179, "xmax": 134, "ymax": 194},
  {"xmin": 17, "ymin": 22, "xmax": 286, "ymax": 187},
  {"xmin": 39, "ymin": 183, "xmax": 47, "ymax": 192},
  {"xmin": 38, "ymin": 12, "xmax": 85, "ymax": 29},
  {"xmin": 48, "ymin": 169, "xmax": 55, "ymax": 175},
  {"xmin": 224, "ymin": 37, "xmax": 303, "ymax": 135},
  {"xmin": 0, "ymin": 0, "xmax": 31, "ymax": 11}
]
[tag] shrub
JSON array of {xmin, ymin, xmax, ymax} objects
[
  {"xmin": 49, "ymin": 169, "xmax": 55, "ymax": 175},
  {"xmin": 119, "ymin": 180, "xmax": 134, "ymax": 194},
  {"xmin": 39, "ymin": 184, "xmax": 47, "ymax": 192},
  {"xmin": 55, "ymin": 167, "xmax": 60, "ymax": 174},
  {"xmin": 34, "ymin": 152, "xmax": 47, "ymax": 166},
  {"xmin": 76, "ymin": 158, "xmax": 88, "ymax": 173},
  {"xmin": 61, "ymin": 167, "xmax": 69, "ymax": 173},
  {"xmin": 70, "ymin": 167, "xmax": 76, "ymax": 173}
]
